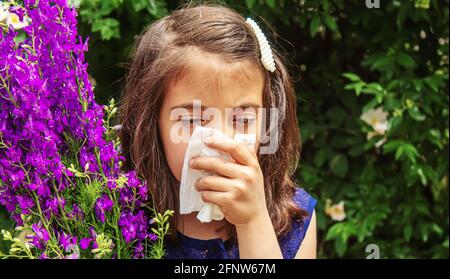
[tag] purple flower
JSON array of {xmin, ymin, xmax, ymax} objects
[
  {"xmin": 30, "ymin": 223, "xmax": 50, "ymax": 249},
  {"xmin": 148, "ymin": 233, "xmax": 158, "ymax": 241},
  {"xmin": 95, "ymin": 194, "xmax": 114, "ymax": 223},
  {"xmin": 79, "ymin": 238, "xmax": 92, "ymax": 250},
  {"xmin": 45, "ymin": 196, "xmax": 66, "ymax": 216},
  {"xmin": 68, "ymin": 203, "xmax": 84, "ymax": 220},
  {"xmin": 58, "ymin": 231, "xmax": 77, "ymax": 251},
  {"xmin": 16, "ymin": 195, "xmax": 35, "ymax": 214},
  {"xmin": 119, "ymin": 212, "xmax": 137, "ymax": 243},
  {"xmin": 134, "ymin": 241, "xmax": 144, "ymax": 259},
  {"xmin": 0, "ymin": 0, "xmax": 158, "ymax": 259},
  {"xmin": 90, "ymin": 227, "xmax": 99, "ymax": 249},
  {"xmin": 119, "ymin": 210, "xmax": 150, "ymax": 243}
]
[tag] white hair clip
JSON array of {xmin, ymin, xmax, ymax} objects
[{"xmin": 246, "ymin": 18, "xmax": 276, "ymax": 73}]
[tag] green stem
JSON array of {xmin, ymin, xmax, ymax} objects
[
  {"xmin": 0, "ymin": 74, "xmax": 18, "ymax": 108},
  {"xmin": 51, "ymin": 180, "xmax": 72, "ymax": 235}
]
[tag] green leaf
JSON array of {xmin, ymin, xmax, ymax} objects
[
  {"xmin": 92, "ymin": 18, "xmax": 120, "ymax": 40},
  {"xmin": 397, "ymin": 52, "xmax": 416, "ymax": 69},
  {"xmin": 310, "ymin": 15, "xmax": 322, "ymax": 37},
  {"xmin": 245, "ymin": 0, "xmax": 257, "ymax": 8},
  {"xmin": 362, "ymin": 98, "xmax": 379, "ymax": 113},
  {"xmin": 322, "ymin": 0, "xmax": 330, "ymax": 12},
  {"xmin": 329, "ymin": 154, "xmax": 349, "ymax": 178},
  {"xmin": 388, "ymin": 141, "xmax": 419, "ymax": 163},
  {"xmin": 387, "ymin": 116, "xmax": 403, "ymax": 135},
  {"xmin": 363, "ymin": 83, "xmax": 383, "ymax": 95},
  {"xmin": 92, "ymin": 19, "xmax": 103, "ymax": 32},
  {"xmin": 334, "ymin": 237, "xmax": 347, "ymax": 257},
  {"xmin": 146, "ymin": 0, "xmax": 169, "ymax": 18},
  {"xmin": 344, "ymin": 82, "xmax": 365, "ymax": 96},
  {"xmin": 265, "ymin": 0, "xmax": 276, "ymax": 9},
  {"xmin": 103, "ymin": 18, "xmax": 120, "ymax": 28},
  {"xmin": 431, "ymin": 224, "xmax": 444, "ymax": 236},
  {"xmin": 314, "ymin": 148, "xmax": 327, "ymax": 167},
  {"xmin": 419, "ymin": 224, "xmax": 429, "ymax": 242},
  {"xmin": 323, "ymin": 14, "xmax": 338, "ymax": 32},
  {"xmin": 100, "ymin": 27, "xmax": 114, "ymax": 40},
  {"xmin": 424, "ymin": 75, "xmax": 445, "ymax": 92},
  {"xmin": 370, "ymin": 57, "xmax": 394, "ymax": 71},
  {"xmin": 404, "ymin": 224, "xmax": 413, "ymax": 242},
  {"xmin": 342, "ymin": 73, "xmax": 361, "ymax": 82},
  {"xmin": 402, "ymin": 143, "xmax": 419, "ymax": 163},
  {"xmin": 383, "ymin": 140, "xmax": 403, "ymax": 154},
  {"xmin": 325, "ymin": 223, "xmax": 344, "ymax": 241},
  {"xmin": 132, "ymin": 0, "xmax": 148, "ymax": 12},
  {"xmin": 348, "ymin": 143, "xmax": 365, "ymax": 157},
  {"xmin": 395, "ymin": 145, "xmax": 404, "ymax": 161},
  {"xmin": 408, "ymin": 106, "xmax": 426, "ymax": 121},
  {"xmin": 331, "ymin": 135, "xmax": 359, "ymax": 149}
]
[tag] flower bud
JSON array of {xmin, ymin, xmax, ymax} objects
[{"xmin": 9, "ymin": 247, "xmax": 21, "ymax": 254}]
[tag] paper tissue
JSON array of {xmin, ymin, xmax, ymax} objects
[{"xmin": 179, "ymin": 126, "xmax": 257, "ymax": 223}]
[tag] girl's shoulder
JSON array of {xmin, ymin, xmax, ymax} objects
[{"xmin": 279, "ymin": 187, "xmax": 317, "ymax": 259}]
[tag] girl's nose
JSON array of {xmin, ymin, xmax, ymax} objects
[{"xmin": 204, "ymin": 114, "xmax": 234, "ymax": 139}]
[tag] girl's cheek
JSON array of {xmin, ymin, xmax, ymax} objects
[
  {"xmin": 163, "ymin": 130, "xmax": 188, "ymax": 181},
  {"xmin": 158, "ymin": 117, "xmax": 188, "ymax": 182},
  {"xmin": 163, "ymin": 139, "xmax": 188, "ymax": 182}
]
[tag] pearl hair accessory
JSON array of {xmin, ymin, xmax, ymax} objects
[{"xmin": 246, "ymin": 17, "xmax": 276, "ymax": 73}]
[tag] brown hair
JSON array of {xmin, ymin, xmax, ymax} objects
[{"xmin": 118, "ymin": 3, "xmax": 307, "ymax": 244}]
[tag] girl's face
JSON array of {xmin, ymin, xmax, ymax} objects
[{"xmin": 158, "ymin": 52, "xmax": 265, "ymax": 182}]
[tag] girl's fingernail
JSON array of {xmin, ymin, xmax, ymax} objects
[
  {"xmin": 189, "ymin": 158, "xmax": 195, "ymax": 167},
  {"xmin": 205, "ymin": 136, "xmax": 213, "ymax": 144}
]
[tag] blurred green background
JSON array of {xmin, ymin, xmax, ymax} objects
[{"xmin": 1, "ymin": 0, "xmax": 449, "ymax": 258}]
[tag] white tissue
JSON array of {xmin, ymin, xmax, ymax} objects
[{"xmin": 179, "ymin": 126, "xmax": 256, "ymax": 223}]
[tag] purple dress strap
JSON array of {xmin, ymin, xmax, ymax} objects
[{"xmin": 279, "ymin": 187, "xmax": 317, "ymax": 259}]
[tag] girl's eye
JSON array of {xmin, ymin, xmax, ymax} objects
[
  {"xmin": 180, "ymin": 116, "xmax": 205, "ymax": 126},
  {"xmin": 234, "ymin": 115, "xmax": 256, "ymax": 125}
]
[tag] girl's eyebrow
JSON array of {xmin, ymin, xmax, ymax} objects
[
  {"xmin": 170, "ymin": 102, "xmax": 261, "ymax": 110},
  {"xmin": 170, "ymin": 103, "xmax": 207, "ymax": 110},
  {"xmin": 237, "ymin": 102, "xmax": 262, "ymax": 110}
]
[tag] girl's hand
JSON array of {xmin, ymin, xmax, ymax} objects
[{"xmin": 189, "ymin": 135, "xmax": 268, "ymax": 227}]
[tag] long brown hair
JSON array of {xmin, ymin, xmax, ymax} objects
[{"xmin": 118, "ymin": 3, "xmax": 307, "ymax": 243}]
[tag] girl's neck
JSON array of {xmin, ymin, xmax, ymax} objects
[{"xmin": 176, "ymin": 212, "xmax": 230, "ymax": 242}]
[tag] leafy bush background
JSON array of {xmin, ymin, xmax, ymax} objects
[{"xmin": 1, "ymin": 0, "xmax": 448, "ymax": 258}]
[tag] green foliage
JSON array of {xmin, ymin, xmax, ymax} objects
[
  {"xmin": 0, "ymin": 209, "xmax": 13, "ymax": 254},
  {"xmin": 1, "ymin": 0, "xmax": 447, "ymax": 259},
  {"xmin": 271, "ymin": 0, "xmax": 448, "ymax": 258},
  {"xmin": 233, "ymin": 0, "xmax": 448, "ymax": 259},
  {"xmin": 149, "ymin": 209, "xmax": 175, "ymax": 259},
  {"xmin": 73, "ymin": 0, "xmax": 171, "ymax": 103}
]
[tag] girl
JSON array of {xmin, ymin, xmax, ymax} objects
[{"xmin": 118, "ymin": 3, "xmax": 317, "ymax": 259}]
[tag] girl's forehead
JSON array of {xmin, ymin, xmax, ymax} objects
[{"xmin": 165, "ymin": 52, "xmax": 265, "ymax": 109}]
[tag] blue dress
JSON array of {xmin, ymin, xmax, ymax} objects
[{"xmin": 165, "ymin": 187, "xmax": 317, "ymax": 259}]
